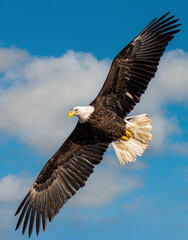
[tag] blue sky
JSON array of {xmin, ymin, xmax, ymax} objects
[{"xmin": 0, "ymin": 0, "xmax": 188, "ymax": 239}]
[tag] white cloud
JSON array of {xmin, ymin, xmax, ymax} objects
[
  {"xmin": 0, "ymin": 47, "xmax": 187, "ymax": 155},
  {"xmin": 154, "ymin": 49, "xmax": 188, "ymax": 102},
  {"xmin": 0, "ymin": 49, "xmax": 109, "ymax": 155},
  {"xmin": 0, "ymin": 174, "xmax": 33, "ymax": 236},
  {"xmin": 0, "ymin": 206, "xmax": 15, "ymax": 232},
  {"xmin": 101, "ymin": 153, "xmax": 149, "ymax": 170},
  {"xmin": 0, "ymin": 174, "xmax": 33, "ymax": 203},
  {"xmin": 148, "ymin": 114, "xmax": 179, "ymax": 150},
  {"xmin": 0, "ymin": 170, "xmax": 142, "ymax": 235},
  {"xmin": 72, "ymin": 169, "xmax": 142, "ymax": 208},
  {"xmin": 0, "ymin": 47, "xmax": 30, "ymax": 72},
  {"xmin": 126, "ymin": 159, "xmax": 149, "ymax": 171},
  {"xmin": 135, "ymin": 49, "xmax": 188, "ymax": 109},
  {"xmin": 133, "ymin": 49, "xmax": 188, "ymax": 150}
]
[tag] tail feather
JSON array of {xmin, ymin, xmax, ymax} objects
[{"xmin": 112, "ymin": 114, "xmax": 152, "ymax": 165}]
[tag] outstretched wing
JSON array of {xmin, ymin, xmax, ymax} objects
[
  {"xmin": 15, "ymin": 123, "xmax": 110, "ymax": 237},
  {"xmin": 93, "ymin": 12, "xmax": 181, "ymax": 118}
]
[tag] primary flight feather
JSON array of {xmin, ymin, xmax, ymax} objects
[{"xmin": 15, "ymin": 12, "xmax": 180, "ymax": 237}]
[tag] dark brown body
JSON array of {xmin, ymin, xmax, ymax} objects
[{"xmin": 87, "ymin": 104, "xmax": 125, "ymax": 140}]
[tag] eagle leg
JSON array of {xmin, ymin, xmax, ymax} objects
[{"xmin": 121, "ymin": 130, "xmax": 132, "ymax": 141}]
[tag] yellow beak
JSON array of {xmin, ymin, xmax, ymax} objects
[{"xmin": 68, "ymin": 110, "xmax": 76, "ymax": 118}]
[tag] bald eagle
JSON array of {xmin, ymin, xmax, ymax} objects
[{"xmin": 15, "ymin": 13, "xmax": 180, "ymax": 237}]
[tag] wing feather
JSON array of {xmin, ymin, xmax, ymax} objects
[
  {"xmin": 93, "ymin": 13, "xmax": 181, "ymax": 117},
  {"xmin": 36, "ymin": 210, "xmax": 41, "ymax": 236},
  {"xmin": 22, "ymin": 205, "xmax": 31, "ymax": 235},
  {"xmin": 29, "ymin": 208, "xmax": 35, "ymax": 237},
  {"xmin": 15, "ymin": 123, "xmax": 110, "ymax": 237}
]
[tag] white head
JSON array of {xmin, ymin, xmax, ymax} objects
[{"xmin": 68, "ymin": 105, "xmax": 95, "ymax": 123}]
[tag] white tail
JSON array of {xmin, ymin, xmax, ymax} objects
[{"xmin": 112, "ymin": 114, "xmax": 152, "ymax": 165}]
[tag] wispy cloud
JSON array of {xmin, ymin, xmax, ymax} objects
[
  {"xmin": 0, "ymin": 173, "xmax": 33, "ymax": 203},
  {"xmin": 0, "ymin": 173, "xmax": 33, "ymax": 237},
  {"xmin": 0, "ymin": 47, "xmax": 30, "ymax": 72},
  {"xmin": 0, "ymin": 205, "xmax": 15, "ymax": 234},
  {"xmin": 169, "ymin": 142, "xmax": 188, "ymax": 155},
  {"xmin": 73, "ymin": 169, "xmax": 142, "ymax": 208},
  {"xmin": 0, "ymin": 169, "xmax": 142, "ymax": 235},
  {"xmin": 100, "ymin": 153, "xmax": 149, "ymax": 171},
  {"xmin": 123, "ymin": 197, "xmax": 143, "ymax": 212}
]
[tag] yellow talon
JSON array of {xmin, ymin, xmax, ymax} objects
[
  {"xmin": 125, "ymin": 130, "xmax": 132, "ymax": 138},
  {"xmin": 121, "ymin": 130, "xmax": 132, "ymax": 141},
  {"xmin": 121, "ymin": 135, "xmax": 129, "ymax": 141}
]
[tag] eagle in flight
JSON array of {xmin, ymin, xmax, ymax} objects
[{"xmin": 15, "ymin": 12, "xmax": 180, "ymax": 237}]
